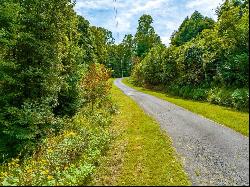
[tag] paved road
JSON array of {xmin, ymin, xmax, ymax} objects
[{"xmin": 114, "ymin": 78, "xmax": 249, "ymax": 186}]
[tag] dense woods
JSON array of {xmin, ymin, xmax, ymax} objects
[
  {"xmin": 113, "ymin": 0, "xmax": 249, "ymax": 111},
  {"xmin": 0, "ymin": 0, "xmax": 249, "ymax": 185},
  {"xmin": 0, "ymin": 0, "xmax": 116, "ymax": 185}
]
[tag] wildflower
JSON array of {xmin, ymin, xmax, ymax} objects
[
  {"xmin": 42, "ymin": 169, "xmax": 49, "ymax": 175},
  {"xmin": 0, "ymin": 172, "xmax": 8, "ymax": 177},
  {"xmin": 47, "ymin": 175, "xmax": 54, "ymax": 180}
]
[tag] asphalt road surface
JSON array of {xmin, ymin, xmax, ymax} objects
[{"xmin": 114, "ymin": 78, "xmax": 249, "ymax": 186}]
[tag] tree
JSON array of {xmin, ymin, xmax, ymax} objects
[
  {"xmin": 91, "ymin": 26, "xmax": 114, "ymax": 66},
  {"xmin": 77, "ymin": 15, "xmax": 96, "ymax": 64},
  {"xmin": 130, "ymin": 4, "xmax": 249, "ymax": 110},
  {"xmin": 161, "ymin": 46, "xmax": 178, "ymax": 84},
  {"xmin": 105, "ymin": 34, "xmax": 134, "ymax": 78},
  {"xmin": 120, "ymin": 34, "xmax": 134, "ymax": 77},
  {"xmin": 177, "ymin": 43, "xmax": 205, "ymax": 86},
  {"xmin": 81, "ymin": 63, "xmax": 111, "ymax": 111},
  {"xmin": 140, "ymin": 45, "xmax": 165, "ymax": 85},
  {"xmin": 106, "ymin": 43, "xmax": 122, "ymax": 77},
  {"xmin": 170, "ymin": 11, "xmax": 215, "ymax": 46},
  {"xmin": 0, "ymin": 0, "xmax": 79, "ymax": 156},
  {"xmin": 216, "ymin": 0, "xmax": 249, "ymax": 87},
  {"xmin": 134, "ymin": 14, "xmax": 161, "ymax": 58}
]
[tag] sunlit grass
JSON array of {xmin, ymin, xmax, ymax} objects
[
  {"xmin": 91, "ymin": 79, "xmax": 191, "ymax": 186},
  {"xmin": 123, "ymin": 78, "xmax": 249, "ymax": 137}
]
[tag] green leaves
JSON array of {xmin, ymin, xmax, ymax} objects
[
  {"xmin": 134, "ymin": 14, "xmax": 162, "ymax": 58},
  {"xmin": 170, "ymin": 11, "xmax": 215, "ymax": 46},
  {"xmin": 0, "ymin": 0, "xmax": 82, "ymax": 158},
  {"xmin": 131, "ymin": 1, "xmax": 249, "ymax": 111}
]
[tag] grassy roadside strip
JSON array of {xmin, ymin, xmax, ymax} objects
[
  {"xmin": 122, "ymin": 78, "xmax": 249, "ymax": 137},
  {"xmin": 90, "ymin": 80, "xmax": 191, "ymax": 186}
]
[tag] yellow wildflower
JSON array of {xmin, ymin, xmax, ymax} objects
[
  {"xmin": 41, "ymin": 170, "xmax": 48, "ymax": 175},
  {"xmin": 1, "ymin": 172, "xmax": 8, "ymax": 177},
  {"xmin": 47, "ymin": 175, "xmax": 54, "ymax": 180},
  {"xmin": 64, "ymin": 131, "xmax": 76, "ymax": 137}
]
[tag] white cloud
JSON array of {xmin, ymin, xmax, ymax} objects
[
  {"xmin": 75, "ymin": 0, "xmax": 122, "ymax": 11},
  {"xmin": 186, "ymin": 0, "xmax": 222, "ymax": 9},
  {"xmin": 161, "ymin": 36, "xmax": 171, "ymax": 47},
  {"xmin": 75, "ymin": 0, "xmax": 224, "ymax": 45},
  {"xmin": 186, "ymin": 0, "xmax": 224, "ymax": 19}
]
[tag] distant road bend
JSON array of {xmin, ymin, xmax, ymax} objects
[{"xmin": 114, "ymin": 78, "xmax": 249, "ymax": 186}]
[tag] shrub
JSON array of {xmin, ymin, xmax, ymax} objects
[
  {"xmin": 192, "ymin": 88, "xmax": 208, "ymax": 101},
  {"xmin": 207, "ymin": 87, "xmax": 249, "ymax": 111},
  {"xmin": 231, "ymin": 88, "xmax": 249, "ymax": 110},
  {"xmin": 131, "ymin": 62, "xmax": 144, "ymax": 86},
  {"xmin": 0, "ymin": 105, "xmax": 113, "ymax": 186},
  {"xmin": 81, "ymin": 63, "xmax": 111, "ymax": 111},
  {"xmin": 0, "ymin": 0, "xmax": 80, "ymax": 158}
]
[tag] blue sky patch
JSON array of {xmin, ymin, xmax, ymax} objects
[{"xmin": 75, "ymin": 0, "xmax": 223, "ymax": 45}]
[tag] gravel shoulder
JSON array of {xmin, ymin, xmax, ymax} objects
[{"xmin": 114, "ymin": 78, "xmax": 249, "ymax": 186}]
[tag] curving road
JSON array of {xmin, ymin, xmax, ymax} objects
[{"xmin": 114, "ymin": 78, "xmax": 249, "ymax": 186}]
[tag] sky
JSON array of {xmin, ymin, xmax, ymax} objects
[{"xmin": 75, "ymin": 0, "xmax": 224, "ymax": 45}]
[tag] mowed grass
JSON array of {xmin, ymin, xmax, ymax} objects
[
  {"xmin": 90, "ymin": 79, "xmax": 190, "ymax": 186},
  {"xmin": 122, "ymin": 78, "xmax": 249, "ymax": 137}
]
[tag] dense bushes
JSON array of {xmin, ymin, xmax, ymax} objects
[
  {"xmin": 0, "ymin": 103, "xmax": 115, "ymax": 186},
  {"xmin": 81, "ymin": 63, "xmax": 112, "ymax": 111},
  {"xmin": 166, "ymin": 85, "xmax": 249, "ymax": 110},
  {"xmin": 0, "ymin": 2, "xmax": 116, "ymax": 184},
  {"xmin": 131, "ymin": 0, "xmax": 249, "ymax": 111},
  {"xmin": 207, "ymin": 88, "xmax": 249, "ymax": 110},
  {"xmin": 0, "ymin": 59, "xmax": 115, "ymax": 185},
  {"xmin": 0, "ymin": 0, "xmax": 81, "ymax": 157}
]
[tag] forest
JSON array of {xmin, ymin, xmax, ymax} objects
[
  {"xmin": 117, "ymin": 0, "xmax": 249, "ymax": 111},
  {"xmin": 0, "ymin": 0, "xmax": 249, "ymax": 186}
]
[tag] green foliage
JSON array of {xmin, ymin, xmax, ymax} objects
[
  {"xmin": 77, "ymin": 15, "xmax": 96, "ymax": 64},
  {"xmin": 140, "ymin": 45, "xmax": 165, "ymax": 85},
  {"xmin": 107, "ymin": 34, "xmax": 135, "ymax": 78},
  {"xmin": 123, "ymin": 78, "xmax": 249, "ymax": 136},
  {"xmin": 215, "ymin": 1, "xmax": 249, "ymax": 87},
  {"xmin": 131, "ymin": 1, "xmax": 249, "ymax": 111},
  {"xmin": 134, "ymin": 15, "xmax": 162, "ymax": 57},
  {"xmin": 0, "ymin": 0, "xmax": 117, "ymax": 166},
  {"xmin": 208, "ymin": 88, "xmax": 249, "ymax": 110},
  {"xmin": 177, "ymin": 42, "xmax": 205, "ymax": 86},
  {"xmin": 81, "ymin": 63, "xmax": 112, "ymax": 111},
  {"xmin": 0, "ymin": 0, "xmax": 80, "ymax": 156},
  {"xmin": 170, "ymin": 11, "xmax": 215, "ymax": 46},
  {"xmin": 106, "ymin": 15, "xmax": 162, "ymax": 78},
  {"xmin": 90, "ymin": 26, "xmax": 114, "ymax": 66},
  {"xmin": 120, "ymin": 34, "xmax": 134, "ymax": 76},
  {"xmin": 161, "ymin": 46, "xmax": 178, "ymax": 84},
  {"xmin": 0, "ymin": 104, "xmax": 113, "ymax": 186}
]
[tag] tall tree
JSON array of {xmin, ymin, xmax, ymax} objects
[
  {"xmin": 120, "ymin": 34, "xmax": 134, "ymax": 76},
  {"xmin": 134, "ymin": 14, "xmax": 161, "ymax": 58},
  {"xmin": 215, "ymin": 0, "xmax": 249, "ymax": 87},
  {"xmin": 170, "ymin": 11, "xmax": 215, "ymax": 46},
  {"xmin": 0, "ymin": 0, "xmax": 79, "ymax": 156},
  {"xmin": 77, "ymin": 15, "xmax": 96, "ymax": 64},
  {"xmin": 91, "ymin": 26, "xmax": 114, "ymax": 66}
]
